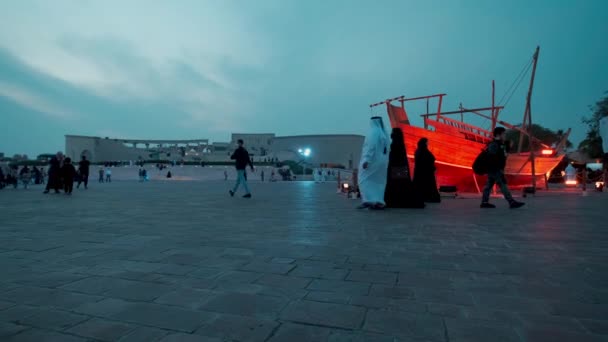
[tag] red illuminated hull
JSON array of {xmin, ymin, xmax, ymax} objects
[{"xmin": 399, "ymin": 121, "xmax": 564, "ymax": 193}]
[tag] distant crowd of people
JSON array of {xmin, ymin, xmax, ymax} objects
[{"xmin": 0, "ymin": 165, "xmax": 46, "ymax": 189}]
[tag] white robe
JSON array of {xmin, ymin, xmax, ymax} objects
[
  {"xmin": 600, "ymin": 116, "xmax": 608, "ymax": 154},
  {"xmin": 358, "ymin": 117, "xmax": 390, "ymax": 205}
]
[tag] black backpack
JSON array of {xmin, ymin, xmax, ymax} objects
[{"xmin": 472, "ymin": 147, "xmax": 490, "ymax": 175}]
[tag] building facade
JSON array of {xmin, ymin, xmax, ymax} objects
[{"xmin": 65, "ymin": 133, "xmax": 364, "ymax": 168}]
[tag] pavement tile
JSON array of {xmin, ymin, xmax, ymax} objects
[
  {"xmin": 239, "ymin": 261, "xmax": 296, "ymax": 275},
  {"xmin": 255, "ymin": 274, "xmax": 313, "ymax": 289},
  {"xmin": 0, "ymin": 322, "xmax": 28, "ymax": 338},
  {"xmin": 154, "ymin": 288, "xmax": 215, "ymax": 310},
  {"xmin": 363, "ymin": 309, "xmax": 444, "ymax": 341},
  {"xmin": 267, "ymin": 322, "xmax": 332, "ymax": 342},
  {"xmin": 280, "ymin": 300, "xmax": 366, "ymax": 330},
  {"xmin": 288, "ymin": 265, "xmax": 350, "ymax": 280},
  {"xmin": 111, "ymin": 302, "xmax": 215, "ymax": 332},
  {"xmin": 19, "ymin": 308, "xmax": 89, "ymax": 331},
  {"xmin": 66, "ymin": 318, "xmax": 135, "ymax": 341},
  {"xmin": 195, "ymin": 314, "xmax": 278, "ymax": 342},
  {"xmin": 200, "ymin": 292, "xmax": 288, "ymax": 319},
  {"xmin": 307, "ymin": 279, "xmax": 371, "ymax": 295},
  {"xmin": 161, "ymin": 333, "xmax": 222, "ymax": 341},
  {"xmin": 117, "ymin": 326, "xmax": 169, "ymax": 342},
  {"xmin": 445, "ymin": 318, "xmax": 523, "ymax": 342},
  {"xmin": 3, "ymin": 328, "xmax": 88, "ymax": 342},
  {"xmin": 346, "ymin": 270, "xmax": 398, "ymax": 285}
]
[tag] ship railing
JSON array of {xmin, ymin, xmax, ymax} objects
[{"xmin": 425, "ymin": 116, "xmax": 493, "ymax": 143}]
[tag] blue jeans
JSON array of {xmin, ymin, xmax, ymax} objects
[
  {"xmin": 482, "ymin": 171, "xmax": 513, "ymax": 203},
  {"xmin": 233, "ymin": 170, "xmax": 250, "ymax": 194}
]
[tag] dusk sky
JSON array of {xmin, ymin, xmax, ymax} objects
[{"xmin": 1, "ymin": 0, "xmax": 606, "ymax": 157}]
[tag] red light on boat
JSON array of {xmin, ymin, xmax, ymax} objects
[
  {"xmin": 565, "ymin": 180, "xmax": 578, "ymax": 186},
  {"xmin": 541, "ymin": 149, "xmax": 554, "ymax": 156}
]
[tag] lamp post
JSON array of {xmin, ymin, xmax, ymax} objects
[{"xmin": 297, "ymin": 148, "xmax": 311, "ymax": 178}]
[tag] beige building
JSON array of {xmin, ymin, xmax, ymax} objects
[{"xmin": 65, "ymin": 133, "xmax": 363, "ymax": 168}]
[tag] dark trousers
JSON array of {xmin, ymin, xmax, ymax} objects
[
  {"xmin": 77, "ymin": 173, "xmax": 89, "ymax": 188},
  {"xmin": 482, "ymin": 171, "xmax": 513, "ymax": 203},
  {"xmin": 45, "ymin": 175, "xmax": 61, "ymax": 192},
  {"xmin": 64, "ymin": 178, "xmax": 74, "ymax": 194}
]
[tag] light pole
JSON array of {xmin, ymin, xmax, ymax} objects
[{"xmin": 297, "ymin": 148, "xmax": 311, "ymax": 178}]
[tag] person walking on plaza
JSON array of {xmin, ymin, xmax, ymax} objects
[
  {"xmin": 358, "ymin": 116, "xmax": 390, "ymax": 210},
  {"xmin": 105, "ymin": 167, "xmax": 112, "ymax": 182},
  {"xmin": 44, "ymin": 152, "xmax": 63, "ymax": 194},
  {"xmin": 61, "ymin": 157, "xmax": 76, "ymax": 195},
  {"xmin": 98, "ymin": 167, "xmax": 104, "ymax": 183},
  {"xmin": 480, "ymin": 127, "xmax": 525, "ymax": 209},
  {"xmin": 19, "ymin": 166, "xmax": 32, "ymax": 189},
  {"xmin": 385, "ymin": 128, "xmax": 425, "ymax": 208},
  {"xmin": 77, "ymin": 155, "xmax": 90, "ymax": 189},
  {"xmin": 261, "ymin": 170, "xmax": 265, "ymax": 182},
  {"xmin": 229, "ymin": 139, "xmax": 254, "ymax": 198},
  {"xmin": 413, "ymin": 138, "xmax": 441, "ymax": 203},
  {"xmin": 224, "ymin": 169, "xmax": 228, "ymax": 181}
]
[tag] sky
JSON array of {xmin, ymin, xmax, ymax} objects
[{"xmin": 0, "ymin": 0, "xmax": 606, "ymax": 157}]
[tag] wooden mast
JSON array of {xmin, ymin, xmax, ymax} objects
[{"xmin": 520, "ymin": 46, "xmax": 540, "ymax": 189}]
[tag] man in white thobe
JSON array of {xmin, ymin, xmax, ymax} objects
[{"xmin": 358, "ymin": 116, "xmax": 390, "ymax": 209}]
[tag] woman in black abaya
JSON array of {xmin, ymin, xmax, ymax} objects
[
  {"xmin": 413, "ymin": 138, "xmax": 441, "ymax": 203},
  {"xmin": 384, "ymin": 128, "xmax": 425, "ymax": 208}
]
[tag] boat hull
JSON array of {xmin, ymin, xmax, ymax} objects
[{"xmin": 400, "ymin": 124, "xmax": 564, "ymax": 193}]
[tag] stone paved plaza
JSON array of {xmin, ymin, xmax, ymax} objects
[{"xmin": 1, "ymin": 181, "xmax": 607, "ymax": 342}]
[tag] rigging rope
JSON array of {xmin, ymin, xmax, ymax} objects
[{"xmin": 498, "ymin": 56, "xmax": 534, "ymax": 107}]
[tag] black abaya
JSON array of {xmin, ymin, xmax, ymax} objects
[
  {"xmin": 384, "ymin": 128, "xmax": 425, "ymax": 208},
  {"xmin": 413, "ymin": 139, "xmax": 441, "ymax": 203}
]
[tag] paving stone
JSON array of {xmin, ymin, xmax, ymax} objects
[
  {"xmin": 327, "ymin": 331, "xmax": 396, "ymax": 342},
  {"xmin": 3, "ymin": 328, "xmax": 88, "ymax": 342},
  {"xmin": 160, "ymin": 333, "xmax": 222, "ymax": 342},
  {"xmin": 19, "ymin": 308, "xmax": 89, "ymax": 331},
  {"xmin": 0, "ymin": 300, "xmax": 16, "ymax": 310},
  {"xmin": 0, "ymin": 305, "xmax": 39, "ymax": 323},
  {"xmin": 200, "ymin": 292, "xmax": 287, "ymax": 319},
  {"xmin": 363, "ymin": 309, "xmax": 444, "ymax": 341},
  {"xmin": 369, "ymin": 284, "xmax": 415, "ymax": 299},
  {"xmin": 73, "ymin": 298, "xmax": 133, "ymax": 318},
  {"xmin": 280, "ymin": 300, "xmax": 366, "ymax": 329},
  {"xmin": 111, "ymin": 302, "xmax": 214, "ymax": 332},
  {"xmin": 550, "ymin": 302, "xmax": 608, "ymax": 319},
  {"xmin": 346, "ymin": 270, "xmax": 398, "ymax": 285},
  {"xmin": 255, "ymin": 274, "xmax": 312, "ymax": 289},
  {"xmin": 475, "ymin": 294, "xmax": 550, "ymax": 313},
  {"xmin": 0, "ymin": 322, "xmax": 27, "ymax": 338},
  {"xmin": 445, "ymin": 318, "xmax": 523, "ymax": 342},
  {"xmin": 60, "ymin": 276, "xmax": 137, "ymax": 295},
  {"xmin": 522, "ymin": 328, "xmax": 606, "ymax": 342},
  {"xmin": 307, "ymin": 279, "xmax": 370, "ymax": 295},
  {"xmin": 66, "ymin": 318, "xmax": 135, "ymax": 341},
  {"xmin": 267, "ymin": 322, "xmax": 333, "ymax": 342},
  {"xmin": 12, "ymin": 272, "xmax": 88, "ymax": 288},
  {"xmin": 271, "ymin": 257, "xmax": 296, "ymax": 264},
  {"xmin": 154, "ymin": 288, "xmax": 214, "ymax": 309},
  {"xmin": 288, "ymin": 265, "xmax": 349, "ymax": 280},
  {"xmin": 579, "ymin": 319, "xmax": 608, "ymax": 335},
  {"xmin": 195, "ymin": 314, "xmax": 278, "ymax": 342},
  {"xmin": 239, "ymin": 262, "xmax": 296, "ymax": 275},
  {"xmin": 154, "ymin": 264, "xmax": 198, "ymax": 276},
  {"xmin": 305, "ymin": 291, "xmax": 351, "ymax": 304},
  {"xmin": 211, "ymin": 270, "xmax": 264, "ymax": 284},
  {"xmin": 102, "ymin": 279, "xmax": 174, "ymax": 301},
  {"xmin": 117, "ymin": 326, "xmax": 169, "ymax": 342}
]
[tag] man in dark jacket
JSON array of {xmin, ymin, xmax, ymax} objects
[
  {"xmin": 481, "ymin": 127, "xmax": 525, "ymax": 209},
  {"xmin": 77, "ymin": 155, "xmax": 91, "ymax": 189},
  {"xmin": 229, "ymin": 139, "xmax": 254, "ymax": 198}
]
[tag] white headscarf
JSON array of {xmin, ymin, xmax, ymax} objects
[{"xmin": 358, "ymin": 116, "xmax": 390, "ymax": 204}]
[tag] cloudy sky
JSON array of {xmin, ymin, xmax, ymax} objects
[{"xmin": 0, "ymin": 0, "xmax": 606, "ymax": 157}]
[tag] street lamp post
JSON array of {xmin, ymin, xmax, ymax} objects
[{"xmin": 297, "ymin": 148, "xmax": 312, "ymax": 178}]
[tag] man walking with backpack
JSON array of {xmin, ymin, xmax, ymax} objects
[
  {"xmin": 480, "ymin": 127, "xmax": 525, "ymax": 209},
  {"xmin": 229, "ymin": 139, "xmax": 254, "ymax": 198}
]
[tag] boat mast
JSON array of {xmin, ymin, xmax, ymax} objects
[
  {"xmin": 491, "ymin": 80, "xmax": 497, "ymax": 131},
  {"xmin": 518, "ymin": 46, "xmax": 540, "ymax": 188}
]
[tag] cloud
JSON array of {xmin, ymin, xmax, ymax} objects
[{"xmin": 0, "ymin": 82, "xmax": 74, "ymax": 119}]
